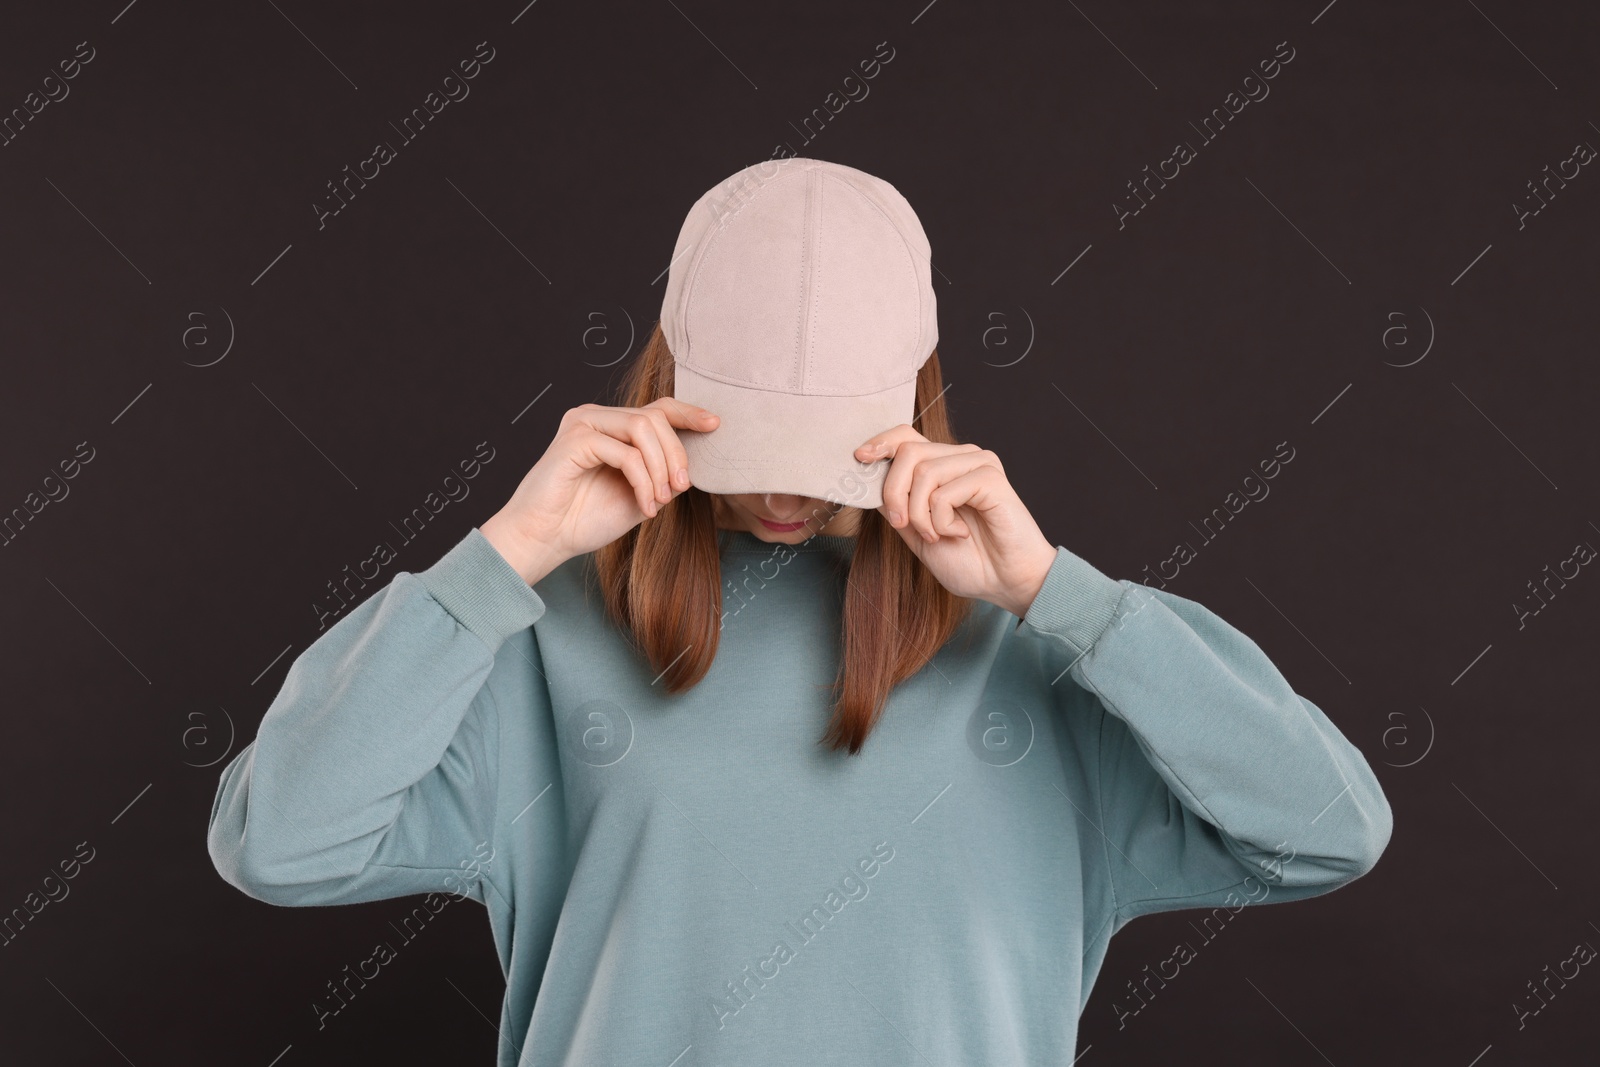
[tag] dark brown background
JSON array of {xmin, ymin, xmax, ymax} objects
[{"xmin": 1, "ymin": 1, "xmax": 1595, "ymax": 1063}]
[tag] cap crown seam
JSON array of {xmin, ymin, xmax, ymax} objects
[{"xmin": 673, "ymin": 159, "xmax": 931, "ymax": 394}]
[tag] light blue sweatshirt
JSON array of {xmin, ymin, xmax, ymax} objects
[{"xmin": 207, "ymin": 525, "xmax": 1391, "ymax": 1064}]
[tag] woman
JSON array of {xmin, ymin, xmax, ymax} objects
[{"xmin": 207, "ymin": 158, "xmax": 1391, "ymax": 1064}]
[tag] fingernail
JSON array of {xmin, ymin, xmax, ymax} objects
[
  {"xmin": 888, "ymin": 510, "xmax": 902, "ymax": 526},
  {"xmin": 675, "ymin": 467, "xmax": 688, "ymax": 487}
]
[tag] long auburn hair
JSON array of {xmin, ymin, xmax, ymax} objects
[{"xmin": 592, "ymin": 321, "xmax": 976, "ymax": 755}]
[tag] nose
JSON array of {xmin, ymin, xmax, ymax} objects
[{"xmin": 761, "ymin": 494, "xmax": 807, "ymax": 520}]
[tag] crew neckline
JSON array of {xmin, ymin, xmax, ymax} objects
[{"xmin": 716, "ymin": 527, "xmax": 858, "ymax": 556}]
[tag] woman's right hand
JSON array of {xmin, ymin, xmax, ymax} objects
[{"xmin": 479, "ymin": 398, "xmax": 720, "ymax": 586}]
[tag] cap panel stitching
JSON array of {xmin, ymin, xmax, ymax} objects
[
  {"xmin": 792, "ymin": 167, "xmax": 812, "ymax": 393},
  {"xmin": 808, "ymin": 170, "xmax": 826, "ymax": 395},
  {"xmin": 680, "ymin": 164, "xmax": 811, "ymax": 373},
  {"xmin": 674, "ymin": 161, "xmax": 930, "ymax": 390},
  {"xmin": 817, "ymin": 171, "xmax": 924, "ymax": 375},
  {"xmin": 676, "ymin": 361, "xmax": 914, "ymax": 398}
]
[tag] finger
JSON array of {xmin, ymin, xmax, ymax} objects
[
  {"xmin": 853, "ymin": 423, "xmax": 924, "ymax": 470},
  {"xmin": 583, "ymin": 407, "xmax": 676, "ymax": 504},
  {"xmin": 642, "ymin": 399, "xmax": 700, "ymax": 491},
  {"xmin": 625, "ymin": 410, "xmax": 675, "ymax": 504},
  {"xmin": 854, "ymin": 425, "xmax": 932, "ymax": 526},
  {"xmin": 648, "ymin": 394, "xmax": 721, "ymax": 430},
  {"xmin": 930, "ymin": 468, "xmax": 1010, "ymax": 538},
  {"xmin": 632, "ymin": 405, "xmax": 685, "ymax": 501},
  {"xmin": 647, "ymin": 397, "xmax": 720, "ymax": 490},
  {"xmin": 903, "ymin": 446, "xmax": 987, "ymax": 541},
  {"xmin": 578, "ymin": 428, "xmax": 659, "ymax": 517}
]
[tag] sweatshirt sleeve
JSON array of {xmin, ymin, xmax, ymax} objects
[
  {"xmin": 206, "ymin": 527, "xmax": 548, "ymax": 908},
  {"xmin": 1017, "ymin": 545, "xmax": 1393, "ymax": 931}
]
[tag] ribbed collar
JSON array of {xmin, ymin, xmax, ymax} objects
[{"xmin": 716, "ymin": 527, "xmax": 858, "ymax": 557}]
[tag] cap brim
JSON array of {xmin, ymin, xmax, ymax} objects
[{"xmin": 668, "ymin": 362, "xmax": 914, "ymax": 510}]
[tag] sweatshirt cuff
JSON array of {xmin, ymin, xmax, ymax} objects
[
  {"xmin": 417, "ymin": 527, "xmax": 547, "ymax": 653},
  {"xmin": 1017, "ymin": 545, "xmax": 1128, "ymax": 655}
]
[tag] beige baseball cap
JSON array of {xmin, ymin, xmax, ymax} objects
[{"xmin": 660, "ymin": 157, "xmax": 938, "ymax": 510}]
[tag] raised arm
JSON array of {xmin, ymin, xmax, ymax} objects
[
  {"xmin": 206, "ymin": 527, "xmax": 548, "ymax": 908},
  {"xmin": 1018, "ymin": 546, "xmax": 1393, "ymax": 929}
]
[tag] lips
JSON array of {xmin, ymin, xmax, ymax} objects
[{"xmin": 757, "ymin": 518, "xmax": 809, "ymax": 532}]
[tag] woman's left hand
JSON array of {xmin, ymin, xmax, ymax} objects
[{"xmin": 856, "ymin": 426, "xmax": 1061, "ymax": 619}]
